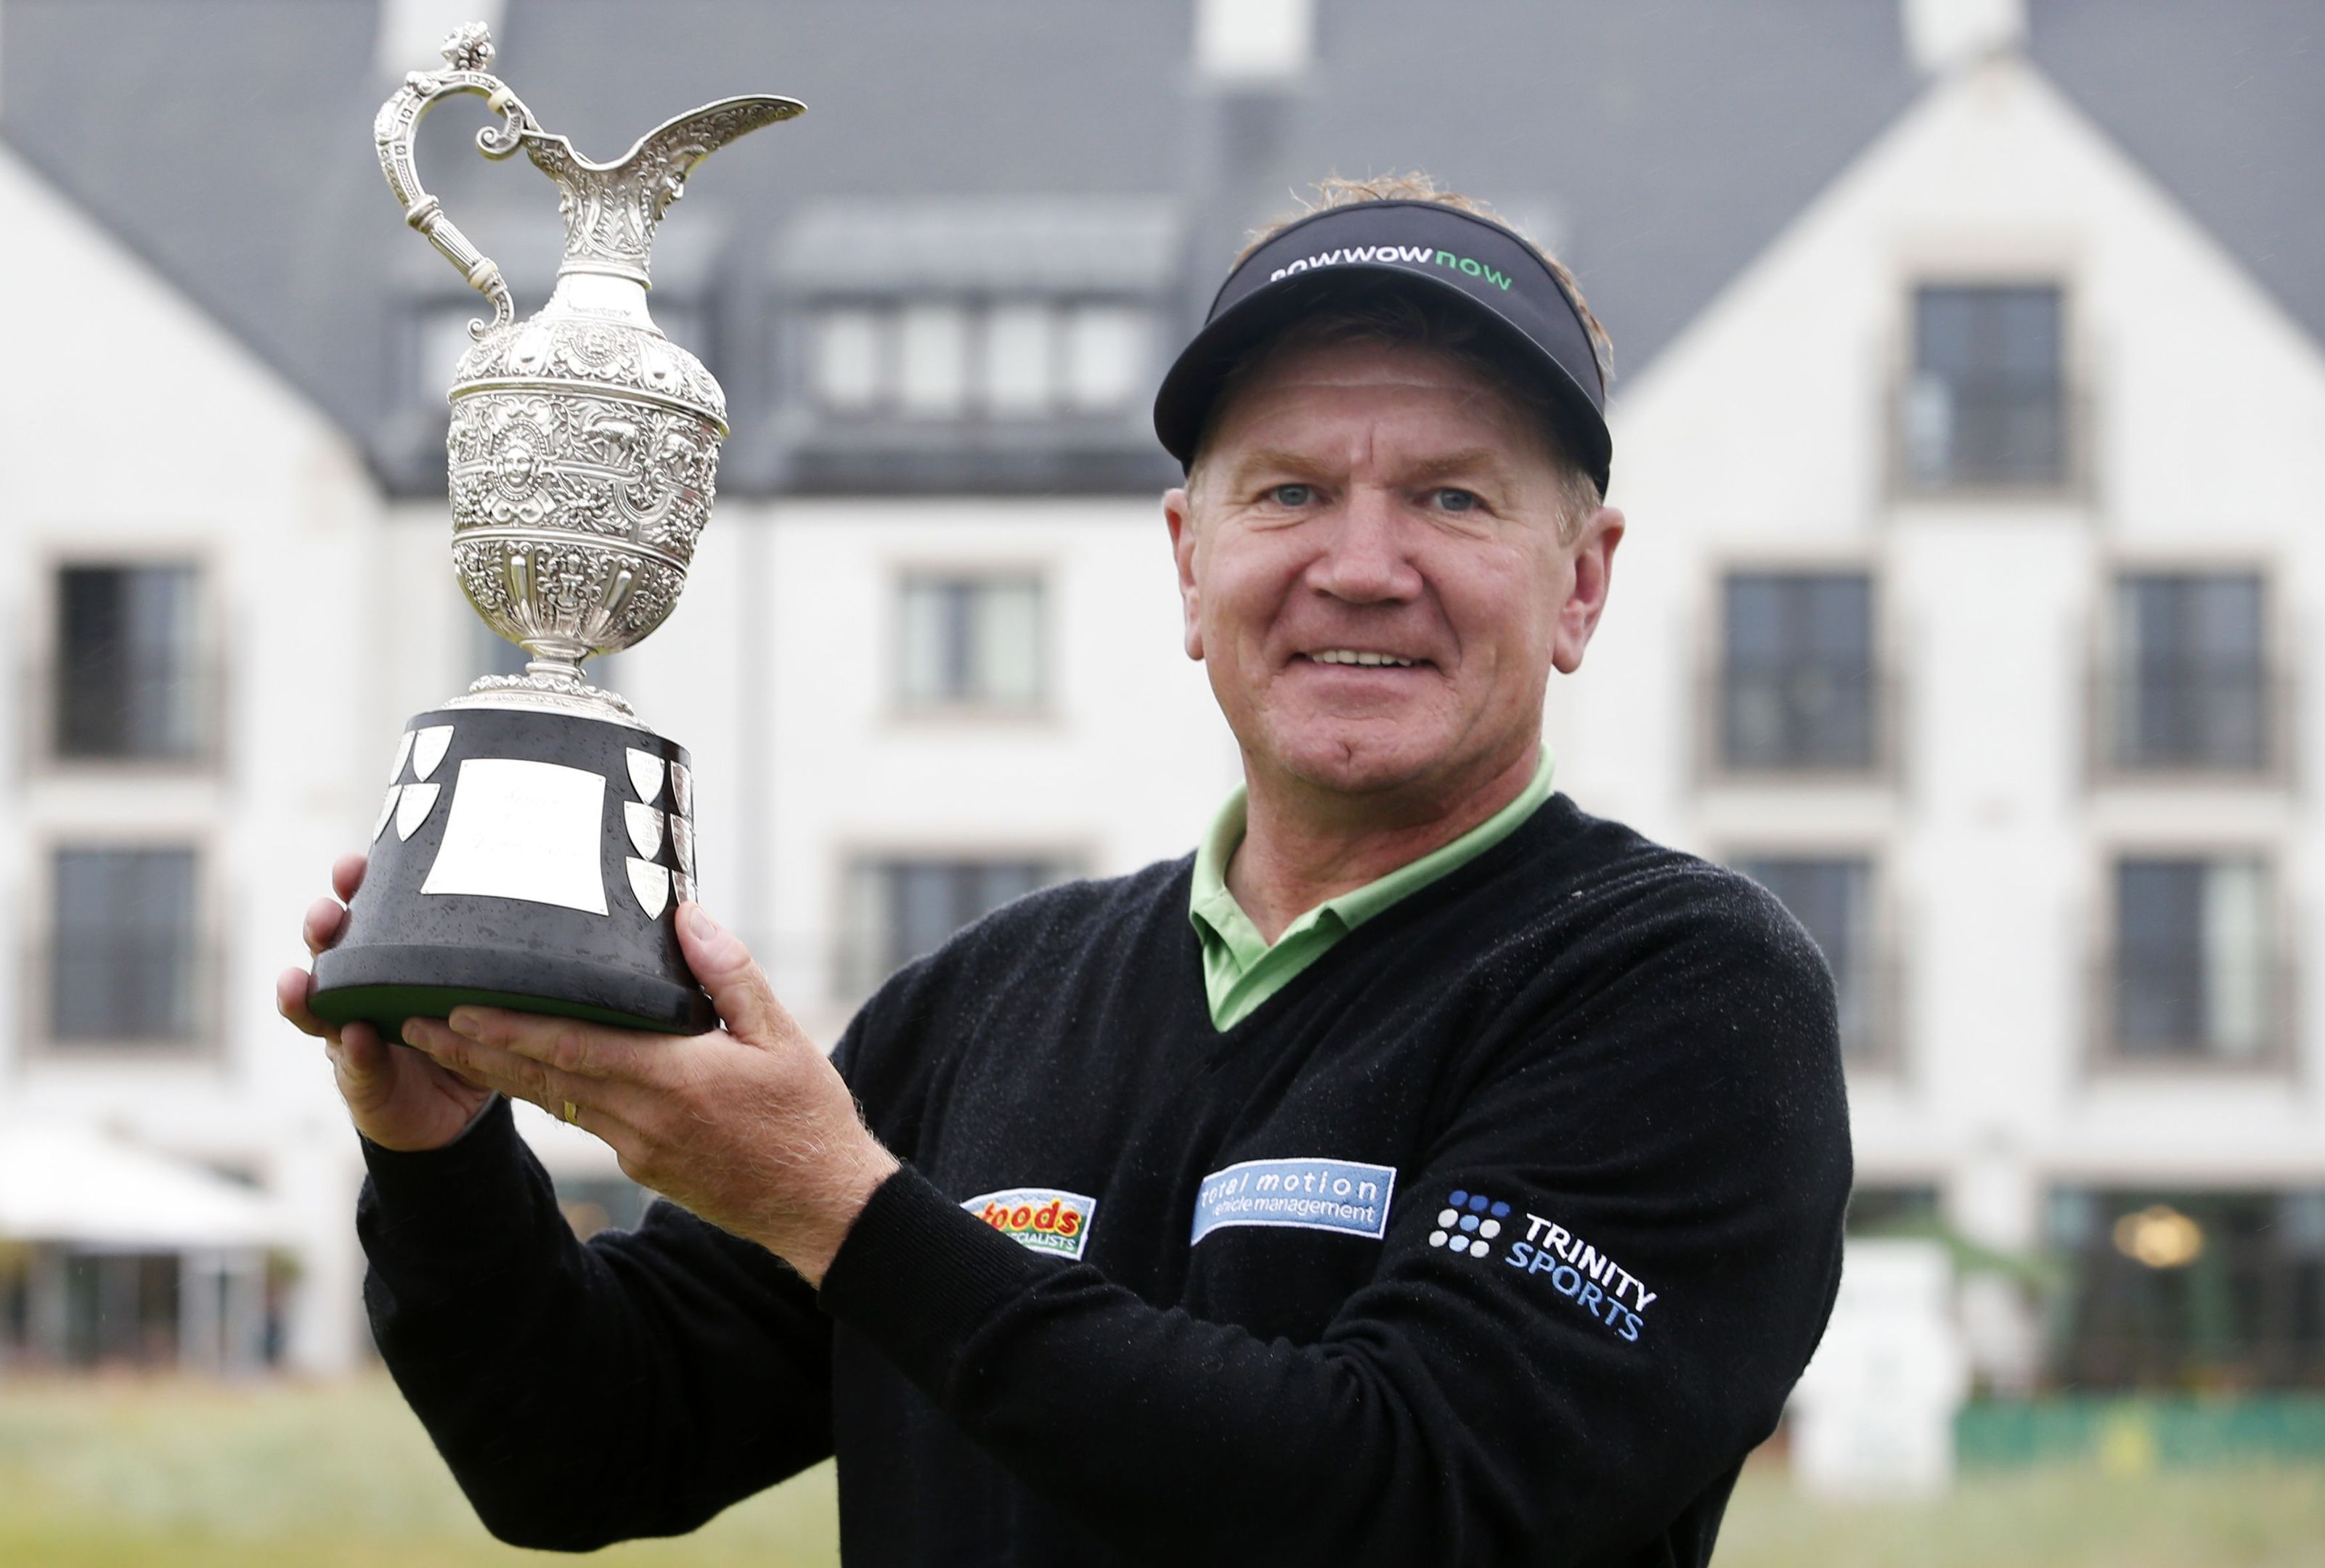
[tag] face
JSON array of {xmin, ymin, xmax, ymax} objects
[{"xmin": 1165, "ymin": 338, "xmax": 1622, "ymax": 813}]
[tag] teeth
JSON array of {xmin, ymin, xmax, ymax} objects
[{"xmin": 1314, "ymin": 649, "xmax": 1415, "ymax": 667}]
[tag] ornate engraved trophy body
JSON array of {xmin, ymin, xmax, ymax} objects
[{"xmin": 309, "ymin": 24, "xmax": 801, "ymax": 1037}]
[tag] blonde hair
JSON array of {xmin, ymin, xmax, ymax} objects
[{"xmin": 1197, "ymin": 174, "xmax": 1614, "ymax": 535}]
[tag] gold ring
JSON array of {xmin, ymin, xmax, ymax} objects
[{"xmin": 561, "ymin": 1099, "xmax": 579, "ymax": 1124}]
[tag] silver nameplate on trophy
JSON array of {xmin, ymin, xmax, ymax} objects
[{"xmin": 421, "ymin": 758, "xmax": 610, "ymax": 915}]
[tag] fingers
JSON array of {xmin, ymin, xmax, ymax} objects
[
  {"xmin": 444, "ymin": 1005, "xmax": 661, "ymax": 1085},
  {"xmin": 327, "ymin": 1020, "xmax": 387, "ymax": 1095},
  {"xmin": 276, "ymin": 965, "xmax": 331, "ymax": 1040},
  {"xmin": 331, "ymin": 852, "xmax": 368, "ymax": 905},
  {"xmin": 405, "ymin": 1016, "xmax": 651, "ymax": 1132},
  {"xmin": 677, "ymin": 902, "xmax": 795, "ymax": 1049},
  {"xmin": 302, "ymin": 896, "xmax": 347, "ymax": 958}
]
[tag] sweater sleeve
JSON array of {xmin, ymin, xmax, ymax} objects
[
  {"xmin": 357, "ymin": 1095, "xmax": 835, "ymax": 1551},
  {"xmin": 818, "ymin": 886, "xmax": 1852, "ymax": 1567}
]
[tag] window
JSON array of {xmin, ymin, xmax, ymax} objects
[
  {"xmin": 805, "ymin": 299, "xmax": 1155, "ymax": 421},
  {"xmin": 2106, "ymin": 573, "xmax": 2269, "ymax": 773},
  {"xmin": 897, "ymin": 573, "xmax": 1045, "ymax": 711},
  {"xmin": 1061, "ymin": 304, "xmax": 1150, "ymax": 411},
  {"xmin": 53, "ymin": 564, "xmax": 203, "ymax": 762},
  {"xmin": 1734, "ymin": 855, "xmax": 1881, "ymax": 1059},
  {"xmin": 897, "ymin": 301, "xmax": 972, "ymax": 417},
  {"xmin": 2109, "ymin": 854, "xmax": 2273, "ymax": 1061},
  {"xmin": 984, "ymin": 303, "xmax": 1056, "ymax": 415},
  {"xmin": 2050, "ymin": 1188, "xmax": 2325, "ymax": 1389},
  {"xmin": 1905, "ymin": 284, "xmax": 2067, "ymax": 489},
  {"xmin": 1718, "ymin": 572, "xmax": 1877, "ymax": 772},
  {"xmin": 49, "ymin": 847, "xmax": 203, "ymax": 1044},
  {"xmin": 843, "ymin": 857, "xmax": 1075, "ymax": 993}
]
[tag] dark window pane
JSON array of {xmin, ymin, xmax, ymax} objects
[
  {"xmin": 852, "ymin": 857, "xmax": 1072, "ymax": 988},
  {"xmin": 898, "ymin": 575, "xmax": 1043, "ymax": 708},
  {"xmin": 50, "ymin": 848, "xmax": 199, "ymax": 1042},
  {"xmin": 2050, "ymin": 1187, "xmax": 2325, "ymax": 1390},
  {"xmin": 63, "ymin": 1252, "xmax": 181, "ymax": 1368},
  {"xmin": 2112, "ymin": 856, "xmax": 2270, "ymax": 1058},
  {"xmin": 55, "ymin": 565, "xmax": 200, "ymax": 759},
  {"xmin": 1735, "ymin": 855, "xmax": 1876, "ymax": 1057},
  {"xmin": 1907, "ymin": 285, "xmax": 2065, "ymax": 487},
  {"xmin": 1720, "ymin": 573, "xmax": 1875, "ymax": 769},
  {"xmin": 2112, "ymin": 573, "xmax": 2267, "ymax": 769}
]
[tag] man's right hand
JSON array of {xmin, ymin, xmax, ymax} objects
[{"xmin": 277, "ymin": 852, "xmax": 494, "ymax": 1152}]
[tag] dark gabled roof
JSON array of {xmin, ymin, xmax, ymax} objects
[
  {"xmin": 2029, "ymin": 0, "xmax": 2325, "ymax": 349},
  {"xmin": 2, "ymin": 0, "xmax": 2316, "ymax": 495}
]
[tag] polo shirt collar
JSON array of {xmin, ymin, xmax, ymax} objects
[{"xmin": 1188, "ymin": 750, "xmax": 1556, "ymax": 1029}]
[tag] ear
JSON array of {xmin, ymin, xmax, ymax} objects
[
  {"xmin": 1164, "ymin": 485, "xmax": 1205, "ymax": 662},
  {"xmin": 1550, "ymin": 505, "xmax": 1624, "ymax": 675}
]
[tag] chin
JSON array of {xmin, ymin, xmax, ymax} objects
[{"xmin": 1269, "ymin": 730, "xmax": 1447, "ymax": 798}]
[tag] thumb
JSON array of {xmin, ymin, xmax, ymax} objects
[{"xmin": 679, "ymin": 902, "xmax": 791, "ymax": 1047}]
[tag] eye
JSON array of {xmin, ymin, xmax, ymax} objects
[
  {"xmin": 1268, "ymin": 483, "xmax": 1317, "ymax": 508},
  {"xmin": 1431, "ymin": 487, "xmax": 1479, "ymax": 513}
]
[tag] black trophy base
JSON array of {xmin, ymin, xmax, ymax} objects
[{"xmin": 310, "ymin": 701, "xmax": 717, "ymax": 1043}]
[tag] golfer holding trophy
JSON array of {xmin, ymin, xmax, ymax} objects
[{"xmin": 282, "ymin": 23, "xmax": 1850, "ymax": 1567}]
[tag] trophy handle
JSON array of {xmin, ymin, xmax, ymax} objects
[{"xmin": 372, "ymin": 23, "xmax": 541, "ymax": 340}]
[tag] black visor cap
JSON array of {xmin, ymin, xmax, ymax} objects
[{"xmin": 1152, "ymin": 200, "xmax": 1611, "ymax": 495}]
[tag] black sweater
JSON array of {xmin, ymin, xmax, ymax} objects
[{"xmin": 358, "ymin": 795, "xmax": 1852, "ymax": 1566}]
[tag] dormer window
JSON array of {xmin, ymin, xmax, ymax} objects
[
  {"xmin": 773, "ymin": 197, "xmax": 1183, "ymax": 491},
  {"xmin": 805, "ymin": 297, "xmax": 1154, "ymax": 422},
  {"xmin": 1901, "ymin": 282, "xmax": 2069, "ymax": 492}
]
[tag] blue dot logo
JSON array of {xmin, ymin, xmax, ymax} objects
[{"xmin": 1430, "ymin": 1188, "xmax": 1507, "ymax": 1262}]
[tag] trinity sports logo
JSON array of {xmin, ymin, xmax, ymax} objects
[{"xmin": 1432, "ymin": 1189, "xmax": 1656, "ymax": 1343}]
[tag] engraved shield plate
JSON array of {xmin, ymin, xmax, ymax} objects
[{"xmin": 420, "ymin": 757, "xmax": 610, "ymax": 915}]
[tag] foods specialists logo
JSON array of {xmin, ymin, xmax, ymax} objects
[
  {"xmin": 1436, "ymin": 1190, "xmax": 1657, "ymax": 1344},
  {"xmin": 964, "ymin": 1186, "xmax": 1096, "ymax": 1261}
]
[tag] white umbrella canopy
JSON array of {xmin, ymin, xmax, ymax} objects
[{"xmin": 0, "ymin": 1122, "xmax": 292, "ymax": 1251}]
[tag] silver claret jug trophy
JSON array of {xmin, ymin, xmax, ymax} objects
[{"xmin": 310, "ymin": 24, "xmax": 802, "ymax": 1037}]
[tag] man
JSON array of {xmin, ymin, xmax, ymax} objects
[{"xmin": 281, "ymin": 176, "xmax": 1850, "ymax": 1567}]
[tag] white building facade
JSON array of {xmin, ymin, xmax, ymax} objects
[
  {"xmin": 4, "ymin": 6, "xmax": 2321, "ymax": 1395},
  {"xmin": 1590, "ymin": 49, "xmax": 2325, "ymax": 1390}
]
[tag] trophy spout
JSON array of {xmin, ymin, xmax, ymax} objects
[{"xmin": 521, "ymin": 95, "xmax": 807, "ymax": 289}]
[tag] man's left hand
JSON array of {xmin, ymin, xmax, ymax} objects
[{"xmin": 401, "ymin": 902, "xmax": 899, "ymax": 1286}]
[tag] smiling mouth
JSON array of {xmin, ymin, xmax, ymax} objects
[{"xmin": 1303, "ymin": 649, "xmax": 1423, "ymax": 669}]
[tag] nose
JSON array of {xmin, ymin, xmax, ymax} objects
[{"xmin": 1307, "ymin": 486, "xmax": 1422, "ymax": 605}]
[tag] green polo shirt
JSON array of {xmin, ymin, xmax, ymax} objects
[{"xmin": 1188, "ymin": 751, "xmax": 1556, "ymax": 1031}]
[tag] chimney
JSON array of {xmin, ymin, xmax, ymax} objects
[
  {"xmin": 1194, "ymin": 0, "xmax": 1314, "ymax": 88},
  {"xmin": 375, "ymin": 0, "xmax": 508, "ymax": 79},
  {"xmin": 1902, "ymin": 0, "xmax": 2024, "ymax": 75}
]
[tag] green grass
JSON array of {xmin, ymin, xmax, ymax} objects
[
  {"xmin": 0, "ymin": 1376, "xmax": 838, "ymax": 1567},
  {"xmin": 4, "ymin": 1376, "xmax": 2325, "ymax": 1566},
  {"xmin": 1717, "ymin": 1463, "xmax": 2325, "ymax": 1567}
]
